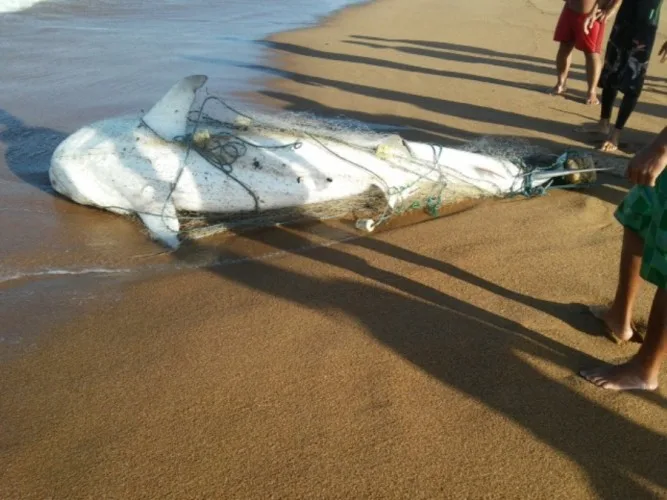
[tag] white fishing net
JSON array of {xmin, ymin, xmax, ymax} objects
[{"xmin": 170, "ymin": 93, "xmax": 599, "ymax": 240}]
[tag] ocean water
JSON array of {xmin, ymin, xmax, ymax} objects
[
  {"xmin": 0, "ymin": 0, "xmax": 368, "ymax": 356},
  {"xmin": 0, "ymin": 0, "xmax": 367, "ymax": 123}
]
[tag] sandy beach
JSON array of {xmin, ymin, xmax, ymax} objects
[{"xmin": 2, "ymin": 0, "xmax": 667, "ymax": 498}]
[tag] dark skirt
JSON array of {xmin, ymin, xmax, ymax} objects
[{"xmin": 598, "ymin": 0, "xmax": 664, "ymax": 97}]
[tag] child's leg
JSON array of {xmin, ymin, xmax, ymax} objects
[{"xmin": 551, "ymin": 6, "xmax": 577, "ymax": 95}]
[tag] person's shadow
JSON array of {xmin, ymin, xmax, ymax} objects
[{"xmin": 184, "ymin": 222, "xmax": 667, "ymax": 500}]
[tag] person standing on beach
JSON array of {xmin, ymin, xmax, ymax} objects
[
  {"xmin": 580, "ymin": 126, "xmax": 667, "ymax": 391},
  {"xmin": 585, "ymin": 0, "xmax": 665, "ymax": 152},
  {"xmin": 551, "ymin": 0, "xmax": 607, "ymax": 104}
]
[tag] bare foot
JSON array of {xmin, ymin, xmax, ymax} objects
[
  {"xmin": 579, "ymin": 362, "xmax": 658, "ymax": 391},
  {"xmin": 599, "ymin": 129, "xmax": 622, "ymax": 152},
  {"xmin": 586, "ymin": 92, "xmax": 600, "ymax": 105},
  {"xmin": 549, "ymin": 84, "xmax": 567, "ymax": 96},
  {"xmin": 588, "ymin": 305, "xmax": 642, "ymax": 344},
  {"xmin": 575, "ymin": 120, "xmax": 609, "ymax": 135},
  {"xmin": 600, "ymin": 140, "xmax": 619, "ymax": 152}
]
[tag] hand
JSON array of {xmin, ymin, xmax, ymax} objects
[
  {"xmin": 583, "ymin": 12, "xmax": 598, "ymax": 34},
  {"xmin": 584, "ymin": 7, "xmax": 609, "ymax": 34},
  {"xmin": 626, "ymin": 140, "xmax": 667, "ymax": 187},
  {"xmin": 660, "ymin": 41, "xmax": 667, "ymax": 62}
]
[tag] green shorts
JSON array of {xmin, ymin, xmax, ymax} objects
[{"xmin": 614, "ymin": 172, "xmax": 667, "ymax": 289}]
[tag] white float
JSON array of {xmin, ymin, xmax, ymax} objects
[{"xmin": 49, "ymin": 75, "xmax": 606, "ymax": 248}]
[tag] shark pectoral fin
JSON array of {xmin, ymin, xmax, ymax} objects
[{"xmin": 137, "ymin": 201, "xmax": 181, "ymax": 249}]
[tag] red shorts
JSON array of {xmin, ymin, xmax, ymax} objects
[{"xmin": 553, "ymin": 5, "xmax": 605, "ymax": 54}]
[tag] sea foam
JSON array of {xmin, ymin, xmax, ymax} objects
[{"xmin": 0, "ymin": 0, "xmax": 46, "ymax": 14}]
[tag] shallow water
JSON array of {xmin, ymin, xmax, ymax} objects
[
  {"xmin": 0, "ymin": 0, "xmax": 367, "ymax": 353},
  {"xmin": 0, "ymin": 0, "xmax": 366, "ymax": 124}
]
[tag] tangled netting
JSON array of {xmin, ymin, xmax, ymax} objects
[{"xmin": 163, "ymin": 92, "xmax": 601, "ymax": 240}]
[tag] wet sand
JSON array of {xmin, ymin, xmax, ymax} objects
[{"xmin": 2, "ymin": 0, "xmax": 667, "ymax": 498}]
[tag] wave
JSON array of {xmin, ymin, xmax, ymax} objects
[
  {"xmin": 0, "ymin": 267, "xmax": 132, "ymax": 284},
  {"xmin": 0, "ymin": 0, "xmax": 47, "ymax": 13}
]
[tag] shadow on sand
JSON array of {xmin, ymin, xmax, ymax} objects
[
  {"xmin": 0, "ymin": 109, "xmax": 67, "ymax": 194},
  {"xmin": 166, "ymin": 220, "xmax": 667, "ymax": 499},
  {"xmin": 345, "ymin": 35, "xmax": 667, "ymax": 121}
]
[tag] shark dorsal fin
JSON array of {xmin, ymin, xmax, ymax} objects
[{"xmin": 141, "ymin": 75, "xmax": 208, "ymax": 141}]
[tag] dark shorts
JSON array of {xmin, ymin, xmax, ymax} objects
[{"xmin": 554, "ymin": 5, "xmax": 605, "ymax": 54}]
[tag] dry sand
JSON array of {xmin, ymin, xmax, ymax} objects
[{"xmin": 2, "ymin": 0, "xmax": 667, "ymax": 498}]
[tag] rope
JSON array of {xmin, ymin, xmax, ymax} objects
[
  {"xmin": 144, "ymin": 93, "xmax": 455, "ymax": 233},
  {"xmin": 150, "ymin": 94, "xmax": 302, "ymax": 223},
  {"xmin": 303, "ymin": 134, "xmax": 449, "ymax": 226},
  {"xmin": 510, "ymin": 150, "xmax": 599, "ymax": 198}
]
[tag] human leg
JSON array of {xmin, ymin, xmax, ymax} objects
[
  {"xmin": 594, "ymin": 84, "xmax": 617, "ymax": 136},
  {"xmin": 591, "ymin": 226, "xmax": 644, "ymax": 343},
  {"xmin": 578, "ymin": 82, "xmax": 613, "ymax": 136},
  {"xmin": 594, "ymin": 179, "xmax": 658, "ymax": 342},
  {"xmin": 584, "ymin": 51, "xmax": 602, "ymax": 104},
  {"xmin": 600, "ymin": 91, "xmax": 640, "ymax": 152},
  {"xmin": 615, "ymin": 91, "xmax": 640, "ymax": 130},
  {"xmin": 552, "ymin": 42, "xmax": 575, "ymax": 95},
  {"xmin": 552, "ymin": 6, "xmax": 576, "ymax": 95},
  {"xmin": 581, "ymin": 164, "xmax": 667, "ymax": 391},
  {"xmin": 581, "ymin": 287, "xmax": 666, "ymax": 391},
  {"xmin": 576, "ymin": 14, "xmax": 604, "ymax": 104}
]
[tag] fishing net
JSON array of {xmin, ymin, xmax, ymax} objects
[{"xmin": 168, "ymin": 92, "xmax": 600, "ymax": 241}]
